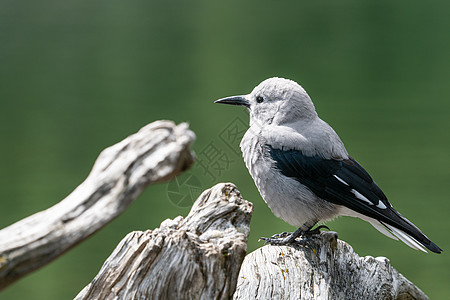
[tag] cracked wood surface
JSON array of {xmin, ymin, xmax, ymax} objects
[
  {"xmin": 75, "ymin": 183, "xmax": 253, "ymax": 300},
  {"xmin": 0, "ymin": 116, "xmax": 431, "ymax": 300},
  {"xmin": 234, "ymin": 231, "xmax": 429, "ymax": 300},
  {"xmin": 0, "ymin": 120, "xmax": 195, "ymax": 290}
]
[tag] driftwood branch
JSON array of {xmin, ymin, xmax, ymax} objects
[
  {"xmin": 73, "ymin": 182, "xmax": 428, "ymax": 299},
  {"xmin": 75, "ymin": 183, "xmax": 253, "ymax": 300},
  {"xmin": 0, "ymin": 116, "xmax": 429, "ymax": 300},
  {"xmin": 234, "ymin": 231, "xmax": 429, "ymax": 300},
  {"xmin": 0, "ymin": 120, "xmax": 195, "ymax": 290}
]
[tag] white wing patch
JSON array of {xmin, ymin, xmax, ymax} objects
[
  {"xmin": 376, "ymin": 201, "xmax": 387, "ymax": 209},
  {"xmin": 351, "ymin": 189, "xmax": 372, "ymax": 205},
  {"xmin": 334, "ymin": 175, "xmax": 387, "ymax": 209},
  {"xmin": 333, "ymin": 175, "xmax": 349, "ymax": 186}
]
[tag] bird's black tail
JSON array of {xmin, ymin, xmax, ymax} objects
[{"xmin": 380, "ymin": 209, "xmax": 442, "ymax": 253}]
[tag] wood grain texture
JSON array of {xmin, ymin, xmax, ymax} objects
[
  {"xmin": 75, "ymin": 183, "xmax": 253, "ymax": 300},
  {"xmin": 0, "ymin": 120, "xmax": 195, "ymax": 290},
  {"xmin": 234, "ymin": 231, "xmax": 428, "ymax": 300},
  {"xmin": 0, "ymin": 116, "xmax": 429, "ymax": 300}
]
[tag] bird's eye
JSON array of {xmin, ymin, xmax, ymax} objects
[{"xmin": 256, "ymin": 96, "xmax": 264, "ymax": 103}]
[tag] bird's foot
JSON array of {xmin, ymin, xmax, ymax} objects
[
  {"xmin": 303, "ymin": 225, "xmax": 330, "ymax": 236},
  {"xmin": 260, "ymin": 231, "xmax": 310, "ymax": 246},
  {"xmin": 269, "ymin": 231, "xmax": 292, "ymax": 239},
  {"xmin": 259, "ymin": 235, "xmax": 309, "ymax": 246},
  {"xmin": 259, "ymin": 225, "xmax": 330, "ymax": 246}
]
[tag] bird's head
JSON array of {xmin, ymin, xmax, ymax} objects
[{"xmin": 215, "ymin": 77, "xmax": 317, "ymax": 126}]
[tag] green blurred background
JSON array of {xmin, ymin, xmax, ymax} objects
[{"xmin": 1, "ymin": 0, "xmax": 449, "ymax": 298}]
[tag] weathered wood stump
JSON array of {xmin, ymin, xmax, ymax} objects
[
  {"xmin": 0, "ymin": 118, "xmax": 430, "ymax": 300},
  {"xmin": 75, "ymin": 183, "xmax": 253, "ymax": 300},
  {"xmin": 234, "ymin": 231, "xmax": 429, "ymax": 300},
  {"xmin": 74, "ymin": 182, "xmax": 428, "ymax": 300}
]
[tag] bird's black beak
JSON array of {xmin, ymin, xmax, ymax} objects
[{"xmin": 214, "ymin": 95, "xmax": 250, "ymax": 108}]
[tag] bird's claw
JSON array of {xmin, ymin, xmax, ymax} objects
[
  {"xmin": 303, "ymin": 225, "xmax": 330, "ymax": 236},
  {"xmin": 260, "ymin": 225, "xmax": 330, "ymax": 245},
  {"xmin": 259, "ymin": 236, "xmax": 291, "ymax": 245},
  {"xmin": 270, "ymin": 231, "xmax": 292, "ymax": 239},
  {"xmin": 260, "ymin": 231, "xmax": 296, "ymax": 245},
  {"xmin": 260, "ymin": 236, "xmax": 311, "ymax": 246}
]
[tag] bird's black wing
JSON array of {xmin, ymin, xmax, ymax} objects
[{"xmin": 267, "ymin": 145, "xmax": 442, "ymax": 253}]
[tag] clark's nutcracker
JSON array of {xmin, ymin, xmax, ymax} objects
[{"xmin": 215, "ymin": 77, "xmax": 442, "ymax": 253}]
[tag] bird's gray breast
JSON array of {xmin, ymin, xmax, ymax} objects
[{"xmin": 240, "ymin": 128, "xmax": 339, "ymax": 227}]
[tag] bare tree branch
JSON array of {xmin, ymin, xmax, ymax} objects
[
  {"xmin": 0, "ymin": 117, "xmax": 429, "ymax": 300},
  {"xmin": 0, "ymin": 120, "xmax": 195, "ymax": 290}
]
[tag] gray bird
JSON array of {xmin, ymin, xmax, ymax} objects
[{"xmin": 215, "ymin": 77, "xmax": 442, "ymax": 253}]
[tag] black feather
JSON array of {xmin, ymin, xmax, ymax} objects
[{"xmin": 267, "ymin": 145, "xmax": 442, "ymax": 253}]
